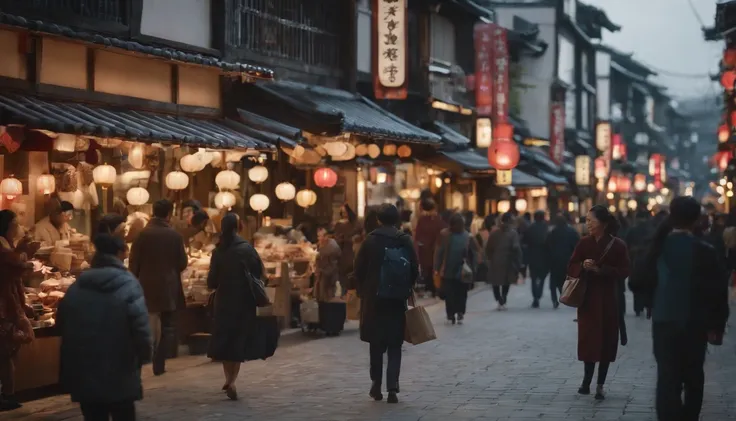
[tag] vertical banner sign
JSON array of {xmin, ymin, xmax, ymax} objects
[
  {"xmin": 574, "ymin": 156, "xmax": 591, "ymax": 186},
  {"xmin": 496, "ymin": 169, "xmax": 512, "ymax": 186},
  {"xmin": 549, "ymin": 102, "xmax": 565, "ymax": 165},
  {"xmin": 373, "ymin": 0, "xmax": 408, "ymax": 100},
  {"xmin": 473, "ymin": 23, "xmax": 493, "ymax": 117},
  {"xmin": 596, "ymin": 122, "xmax": 612, "ymax": 176},
  {"xmin": 491, "ymin": 24, "xmax": 509, "ymax": 124}
]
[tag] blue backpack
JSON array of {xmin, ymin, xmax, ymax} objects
[{"xmin": 377, "ymin": 237, "xmax": 413, "ymax": 299}]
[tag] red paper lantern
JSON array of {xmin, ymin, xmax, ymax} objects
[
  {"xmin": 718, "ymin": 124, "xmax": 730, "ymax": 143},
  {"xmin": 721, "ymin": 70, "xmax": 736, "ymax": 91},
  {"xmin": 634, "ymin": 174, "xmax": 647, "ymax": 192},
  {"xmin": 618, "ymin": 176, "xmax": 631, "ymax": 193},
  {"xmin": 313, "ymin": 167, "xmax": 338, "ymax": 188},
  {"xmin": 607, "ymin": 176, "xmax": 618, "ymax": 193},
  {"xmin": 493, "ymin": 122, "xmax": 514, "ymax": 142},
  {"xmin": 724, "ymin": 49, "xmax": 736, "ymax": 68},
  {"xmin": 715, "ymin": 151, "xmax": 732, "ymax": 172},
  {"xmin": 487, "ymin": 140, "xmax": 520, "ymax": 170},
  {"xmin": 594, "ymin": 157, "xmax": 608, "ymax": 179}
]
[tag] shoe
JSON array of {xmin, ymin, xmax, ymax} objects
[
  {"xmin": 501, "ymin": 304, "xmax": 508, "ymax": 311},
  {"xmin": 457, "ymin": 314, "xmax": 464, "ymax": 324},
  {"xmin": 577, "ymin": 385, "xmax": 590, "ymax": 395},
  {"xmin": 594, "ymin": 385, "xmax": 605, "ymax": 400},
  {"xmin": 531, "ymin": 300, "xmax": 540, "ymax": 309},
  {"xmin": 448, "ymin": 316, "xmax": 456, "ymax": 325},
  {"xmin": 496, "ymin": 303, "xmax": 503, "ymax": 311},
  {"xmin": 553, "ymin": 301, "xmax": 559, "ymax": 309},
  {"xmin": 0, "ymin": 395, "xmax": 21, "ymax": 411},
  {"xmin": 225, "ymin": 384, "xmax": 238, "ymax": 401},
  {"xmin": 369, "ymin": 382, "xmax": 383, "ymax": 401},
  {"xmin": 387, "ymin": 391, "xmax": 399, "ymax": 404}
]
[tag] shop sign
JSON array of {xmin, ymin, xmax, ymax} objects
[
  {"xmin": 373, "ymin": 0, "xmax": 407, "ymax": 99},
  {"xmin": 650, "ymin": 153, "xmax": 663, "ymax": 187},
  {"xmin": 0, "ymin": 126, "xmax": 21, "ymax": 153},
  {"xmin": 496, "ymin": 169, "xmax": 512, "ymax": 186},
  {"xmin": 549, "ymin": 102, "xmax": 565, "ymax": 165},
  {"xmin": 491, "ymin": 24, "xmax": 509, "ymax": 123},
  {"xmin": 473, "ymin": 23, "xmax": 493, "ymax": 116},
  {"xmin": 575, "ymin": 155, "xmax": 591, "ymax": 186},
  {"xmin": 476, "ymin": 118, "xmax": 492, "ymax": 148},
  {"xmin": 596, "ymin": 122, "xmax": 612, "ymax": 152}
]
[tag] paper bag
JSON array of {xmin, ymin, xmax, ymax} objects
[
  {"xmin": 271, "ymin": 286, "xmax": 290, "ymax": 317},
  {"xmin": 404, "ymin": 305, "xmax": 436, "ymax": 345},
  {"xmin": 300, "ymin": 300, "xmax": 319, "ymax": 324},
  {"xmin": 346, "ymin": 290, "xmax": 360, "ymax": 320}
]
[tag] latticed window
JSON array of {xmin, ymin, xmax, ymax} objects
[
  {"xmin": 226, "ymin": 0, "xmax": 342, "ymax": 69},
  {"xmin": 0, "ymin": 0, "xmax": 128, "ymax": 24}
]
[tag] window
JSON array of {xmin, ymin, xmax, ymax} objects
[
  {"xmin": 563, "ymin": 0, "xmax": 576, "ymax": 20},
  {"xmin": 430, "ymin": 14, "xmax": 456, "ymax": 64},
  {"xmin": 580, "ymin": 94, "xmax": 589, "ymax": 130},
  {"xmin": 581, "ymin": 53, "xmax": 589, "ymax": 85},
  {"xmin": 558, "ymin": 35, "xmax": 574, "ymax": 85},
  {"xmin": 565, "ymin": 90, "xmax": 577, "ymax": 129}
]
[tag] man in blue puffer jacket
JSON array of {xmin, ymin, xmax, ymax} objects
[{"xmin": 58, "ymin": 234, "xmax": 152, "ymax": 421}]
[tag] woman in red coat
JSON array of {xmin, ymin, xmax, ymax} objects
[{"xmin": 567, "ymin": 205, "xmax": 629, "ymax": 400}]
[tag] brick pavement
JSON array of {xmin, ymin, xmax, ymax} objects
[{"xmin": 6, "ymin": 285, "xmax": 736, "ymax": 421}]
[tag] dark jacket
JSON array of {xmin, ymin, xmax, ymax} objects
[
  {"xmin": 546, "ymin": 223, "xmax": 580, "ymax": 276},
  {"xmin": 129, "ymin": 218, "xmax": 188, "ymax": 313},
  {"xmin": 354, "ymin": 226, "xmax": 418, "ymax": 346},
  {"xmin": 523, "ymin": 221, "xmax": 550, "ymax": 277},
  {"xmin": 434, "ymin": 229, "xmax": 480, "ymax": 282},
  {"xmin": 414, "ymin": 213, "xmax": 447, "ymax": 278},
  {"xmin": 58, "ymin": 254, "xmax": 152, "ymax": 403},
  {"xmin": 207, "ymin": 236, "xmax": 263, "ymax": 362},
  {"xmin": 485, "ymin": 224, "xmax": 522, "ymax": 286}
]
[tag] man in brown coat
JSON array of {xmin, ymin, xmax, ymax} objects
[{"xmin": 129, "ymin": 199, "xmax": 187, "ymax": 376}]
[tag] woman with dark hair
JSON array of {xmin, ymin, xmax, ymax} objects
[
  {"xmin": 97, "ymin": 214, "xmax": 126, "ymax": 240},
  {"xmin": 363, "ymin": 207, "xmax": 381, "ymax": 236},
  {"xmin": 568, "ymin": 205, "xmax": 630, "ymax": 400},
  {"xmin": 207, "ymin": 213, "xmax": 265, "ymax": 400},
  {"xmin": 334, "ymin": 204, "xmax": 359, "ymax": 293},
  {"xmin": 0, "ymin": 210, "xmax": 35, "ymax": 411},
  {"xmin": 434, "ymin": 213, "xmax": 481, "ymax": 324},
  {"xmin": 486, "ymin": 212, "xmax": 523, "ymax": 310}
]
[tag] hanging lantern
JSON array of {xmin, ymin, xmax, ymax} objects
[
  {"xmin": 476, "ymin": 118, "xmax": 492, "ymax": 148},
  {"xmin": 249, "ymin": 194, "xmax": 270, "ymax": 213},
  {"xmin": 376, "ymin": 172, "xmax": 388, "ymax": 184},
  {"xmin": 367, "ymin": 144, "xmax": 381, "ymax": 159},
  {"xmin": 0, "ymin": 176, "xmax": 22, "ymax": 200},
  {"xmin": 492, "ymin": 122, "xmax": 514, "ymax": 142},
  {"xmin": 721, "ymin": 70, "xmax": 736, "ymax": 91},
  {"xmin": 92, "ymin": 164, "xmax": 117, "ymax": 188},
  {"xmin": 383, "ymin": 144, "xmax": 397, "ymax": 156},
  {"xmin": 649, "ymin": 154, "xmax": 662, "ymax": 176},
  {"xmin": 314, "ymin": 167, "xmax": 338, "ymax": 188},
  {"xmin": 515, "ymin": 199, "xmax": 528, "ymax": 213},
  {"xmin": 247, "ymin": 165, "xmax": 269, "ymax": 184},
  {"xmin": 618, "ymin": 176, "xmax": 631, "ymax": 193},
  {"xmin": 180, "ymin": 154, "xmax": 201, "ymax": 173},
  {"xmin": 126, "ymin": 187, "xmax": 150, "ymax": 206},
  {"xmin": 296, "ymin": 189, "xmax": 318, "ymax": 208},
  {"xmin": 594, "ymin": 157, "xmax": 608, "ymax": 179},
  {"xmin": 397, "ymin": 145, "xmax": 412, "ymax": 158},
  {"xmin": 355, "ymin": 144, "xmax": 368, "ymax": 156},
  {"xmin": 724, "ymin": 49, "xmax": 736, "ymax": 67},
  {"xmin": 165, "ymin": 171, "xmax": 189, "ymax": 191},
  {"xmin": 128, "ymin": 144, "xmax": 145, "ymax": 169},
  {"xmin": 719, "ymin": 124, "xmax": 730, "ymax": 143},
  {"xmin": 36, "ymin": 174, "xmax": 56, "ymax": 195},
  {"xmin": 716, "ymin": 151, "xmax": 732, "ymax": 172},
  {"xmin": 611, "ymin": 134, "xmax": 626, "ymax": 160},
  {"xmin": 333, "ymin": 143, "xmax": 356, "ymax": 161},
  {"xmin": 214, "ymin": 191, "xmax": 236, "ymax": 210},
  {"xmin": 292, "ymin": 145, "xmax": 306, "ymax": 158},
  {"xmin": 634, "ymin": 174, "xmax": 647, "ymax": 192},
  {"xmin": 607, "ymin": 176, "xmax": 618, "ymax": 193},
  {"xmin": 275, "ymin": 182, "xmax": 296, "ymax": 201},
  {"xmin": 497, "ymin": 200, "xmax": 510, "ymax": 213},
  {"xmin": 595, "ymin": 122, "xmax": 612, "ymax": 151},
  {"xmin": 53, "ymin": 133, "xmax": 76, "ymax": 152},
  {"xmin": 487, "ymin": 140, "xmax": 520, "ymax": 170},
  {"xmin": 215, "ymin": 169, "xmax": 241, "ymax": 190},
  {"xmin": 574, "ymin": 156, "xmax": 591, "ymax": 186},
  {"xmin": 323, "ymin": 142, "xmax": 349, "ymax": 157}
]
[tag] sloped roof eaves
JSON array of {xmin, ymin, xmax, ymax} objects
[
  {"xmin": 441, "ymin": 149, "xmax": 492, "ymax": 172},
  {"xmin": 610, "ymin": 62, "xmax": 649, "ymax": 84},
  {"xmin": 433, "ymin": 121, "xmax": 472, "ymax": 148}
]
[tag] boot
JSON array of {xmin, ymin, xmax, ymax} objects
[
  {"xmin": 369, "ymin": 382, "xmax": 383, "ymax": 401},
  {"xmin": 594, "ymin": 385, "xmax": 605, "ymax": 400},
  {"xmin": 387, "ymin": 391, "xmax": 398, "ymax": 404}
]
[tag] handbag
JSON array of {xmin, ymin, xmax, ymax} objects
[
  {"xmin": 560, "ymin": 237, "xmax": 615, "ymax": 308},
  {"xmin": 249, "ymin": 274, "xmax": 271, "ymax": 308},
  {"xmin": 404, "ymin": 293, "xmax": 437, "ymax": 345},
  {"xmin": 460, "ymin": 236, "xmax": 474, "ymax": 285},
  {"xmin": 433, "ymin": 234, "xmax": 451, "ymax": 290}
]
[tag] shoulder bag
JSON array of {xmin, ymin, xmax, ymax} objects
[
  {"xmin": 433, "ymin": 233, "xmax": 451, "ymax": 290},
  {"xmin": 560, "ymin": 237, "xmax": 615, "ymax": 308},
  {"xmin": 460, "ymin": 235, "xmax": 474, "ymax": 285}
]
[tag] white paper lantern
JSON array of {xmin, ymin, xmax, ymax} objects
[
  {"xmin": 126, "ymin": 187, "xmax": 150, "ymax": 206},
  {"xmin": 128, "ymin": 144, "xmax": 145, "ymax": 169},
  {"xmin": 53, "ymin": 133, "xmax": 76, "ymax": 152},
  {"xmin": 215, "ymin": 169, "xmax": 241, "ymax": 190},
  {"xmin": 248, "ymin": 165, "xmax": 269, "ymax": 184},
  {"xmin": 249, "ymin": 194, "xmax": 270, "ymax": 212},
  {"xmin": 383, "ymin": 144, "xmax": 397, "ymax": 156},
  {"xmin": 497, "ymin": 200, "xmax": 511, "ymax": 213},
  {"xmin": 333, "ymin": 143, "xmax": 356, "ymax": 162},
  {"xmin": 0, "ymin": 177, "xmax": 22, "ymax": 199},
  {"xmin": 293, "ymin": 145, "xmax": 306, "ymax": 158},
  {"xmin": 323, "ymin": 142, "xmax": 349, "ymax": 157},
  {"xmin": 165, "ymin": 171, "xmax": 189, "ymax": 191},
  {"xmin": 355, "ymin": 144, "xmax": 368, "ymax": 156},
  {"xmin": 367, "ymin": 144, "xmax": 381, "ymax": 159},
  {"xmin": 92, "ymin": 164, "xmax": 117, "ymax": 187},
  {"xmin": 275, "ymin": 182, "xmax": 296, "ymax": 201},
  {"xmin": 214, "ymin": 191, "xmax": 236, "ymax": 210},
  {"xmin": 515, "ymin": 199, "xmax": 528, "ymax": 213},
  {"xmin": 36, "ymin": 174, "xmax": 56, "ymax": 195},
  {"xmin": 296, "ymin": 189, "xmax": 317, "ymax": 208},
  {"xmin": 210, "ymin": 152, "xmax": 224, "ymax": 168},
  {"xmin": 180, "ymin": 155, "xmax": 201, "ymax": 173}
]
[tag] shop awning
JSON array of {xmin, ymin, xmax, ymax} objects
[
  {"xmin": 236, "ymin": 109, "xmax": 304, "ymax": 147},
  {"xmin": 533, "ymin": 169, "xmax": 569, "ymax": 186},
  {"xmin": 0, "ymin": 94, "xmax": 274, "ymax": 150},
  {"xmin": 238, "ymin": 81, "xmax": 442, "ymax": 144},
  {"xmin": 439, "ymin": 148, "xmax": 492, "ymax": 173},
  {"xmin": 512, "ymin": 169, "xmax": 546, "ymax": 188},
  {"xmin": 432, "ymin": 122, "xmax": 472, "ymax": 149}
]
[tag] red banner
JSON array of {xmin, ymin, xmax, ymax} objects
[
  {"xmin": 473, "ymin": 23, "xmax": 493, "ymax": 117},
  {"xmin": 491, "ymin": 25, "xmax": 509, "ymax": 123},
  {"xmin": 549, "ymin": 102, "xmax": 565, "ymax": 165}
]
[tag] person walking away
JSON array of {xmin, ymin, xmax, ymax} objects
[
  {"xmin": 414, "ymin": 199, "xmax": 447, "ymax": 298},
  {"xmin": 128, "ymin": 199, "xmax": 187, "ymax": 376},
  {"xmin": 0, "ymin": 210, "xmax": 36, "ymax": 411},
  {"xmin": 568, "ymin": 205, "xmax": 629, "ymax": 400},
  {"xmin": 546, "ymin": 213, "xmax": 580, "ymax": 309},
  {"xmin": 207, "ymin": 213, "xmax": 265, "ymax": 400},
  {"xmin": 486, "ymin": 212, "xmax": 522, "ymax": 310},
  {"xmin": 334, "ymin": 204, "xmax": 359, "ymax": 294},
  {"xmin": 474, "ymin": 215, "xmax": 497, "ymax": 285},
  {"xmin": 434, "ymin": 214, "xmax": 481, "ymax": 324},
  {"xmin": 524, "ymin": 211, "xmax": 550, "ymax": 308},
  {"xmin": 58, "ymin": 233, "xmax": 152, "ymax": 421},
  {"xmin": 630, "ymin": 197, "xmax": 729, "ymax": 421},
  {"xmin": 354, "ymin": 204, "xmax": 418, "ymax": 404},
  {"xmin": 625, "ymin": 210, "xmax": 654, "ymax": 317},
  {"xmin": 517, "ymin": 212, "xmax": 531, "ymax": 280}
]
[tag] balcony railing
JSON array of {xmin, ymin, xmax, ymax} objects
[
  {"xmin": 225, "ymin": 0, "xmax": 341, "ymax": 69},
  {"xmin": 0, "ymin": 0, "xmax": 128, "ymax": 25}
]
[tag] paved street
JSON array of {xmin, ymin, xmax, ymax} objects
[{"xmin": 8, "ymin": 285, "xmax": 736, "ymax": 421}]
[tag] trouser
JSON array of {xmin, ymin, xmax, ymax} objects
[
  {"xmin": 530, "ymin": 272, "xmax": 547, "ymax": 301},
  {"xmin": 492, "ymin": 285, "xmax": 510, "ymax": 304},
  {"xmin": 421, "ymin": 273, "xmax": 437, "ymax": 296},
  {"xmin": 369, "ymin": 342, "xmax": 402, "ymax": 392},
  {"xmin": 633, "ymin": 292, "xmax": 646, "ymax": 314},
  {"xmin": 149, "ymin": 311, "xmax": 175, "ymax": 374},
  {"xmin": 80, "ymin": 401, "xmax": 136, "ymax": 421},
  {"xmin": 0, "ymin": 356, "xmax": 14, "ymax": 396},
  {"xmin": 549, "ymin": 270, "xmax": 565, "ymax": 303},
  {"xmin": 582, "ymin": 361, "xmax": 610, "ymax": 386},
  {"xmin": 653, "ymin": 322, "xmax": 707, "ymax": 421},
  {"xmin": 443, "ymin": 280, "xmax": 468, "ymax": 319}
]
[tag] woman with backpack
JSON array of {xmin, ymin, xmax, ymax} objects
[{"xmin": 434, "ymin": 213, "xmax": 481, "ymax": 324}]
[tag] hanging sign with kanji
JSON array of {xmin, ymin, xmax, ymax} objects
[
  {"xmin": 373, "ymin": 0, "xmax": 408, "ymax": 100},
  {"xmin": 491, "ymin": 24, "xmax": 509, "ymax": 123},
  {"xmin": 473, "ymin": 23, "xmax": 493, "ymax": 117},
  {"xmin": 496, "ymin": 169, "xmax": 512, "ymax": 186},
  {"xmin": 549, "ymin": 102, "xmax": 565, "ymax": 165}
]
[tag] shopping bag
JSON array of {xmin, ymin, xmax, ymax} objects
[
  {"xmin": 300, "ymin": 299, "xmax": 320, "ymax": 324},
  {"xmin": 244, "ymin": 316, "xmax": 280, "ymax": 361},
  {"xmin": 271, "ymin": 287, "xmax": 290, "ymax": 317},
  {"xmin": 404, "ymin": 295, "xmax": 436, "ymax": 345},
  {"xmin": 559, "ymin": 276, "xmax": 587, "ymax": 308},
  {"xmin": 346, "ymin": 290, "xmax": 361, "ymax": 320}
]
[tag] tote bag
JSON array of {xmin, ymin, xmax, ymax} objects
[
  {"xmin": 404, "ymin": 294, "xmax": 436, "ymax": 345},
  {"xmin": 560, "ymin": 238, "xmax": 615, "ymax": 308}
]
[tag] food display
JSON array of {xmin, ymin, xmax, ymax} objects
[
  {"xmin": 182, "ymin": 253, "xmax": 212, "ymax": 305},
  {"xmin": 255, "ymin": 234, "xmax": 316, "ymax": 291},
  {"xmin": 24, "ymin": 273, "xmax": 77, "ymax": 328}
]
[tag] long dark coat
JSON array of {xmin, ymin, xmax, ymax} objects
[
  {"xmin": 546, "ymin": 224, "xmax": 580, "ymax": 288},
  {"xmin": 524, "ymin": 221, "xmax": 550, "ymax": 279},
  {"xmin": 334, "ymin": 220, "xmax": 359, "ymax": 289},
  {"xmin": 206, "ymin": 236, "xmax": 263, "ymax": 362},
  {"xmin": 568, "ymin": 235, "xmax": 629, "ymax": 363},
  {"xmin": 485, "ymin": 224, "xmax": 522, "ymax": 286},
  {"xmin": 129, "ymin": 218, "xmax": 188, "ymax": 313},
  {"xmin": 354, "ymin": 226, "xmax": 418, "ymax": 346}
]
